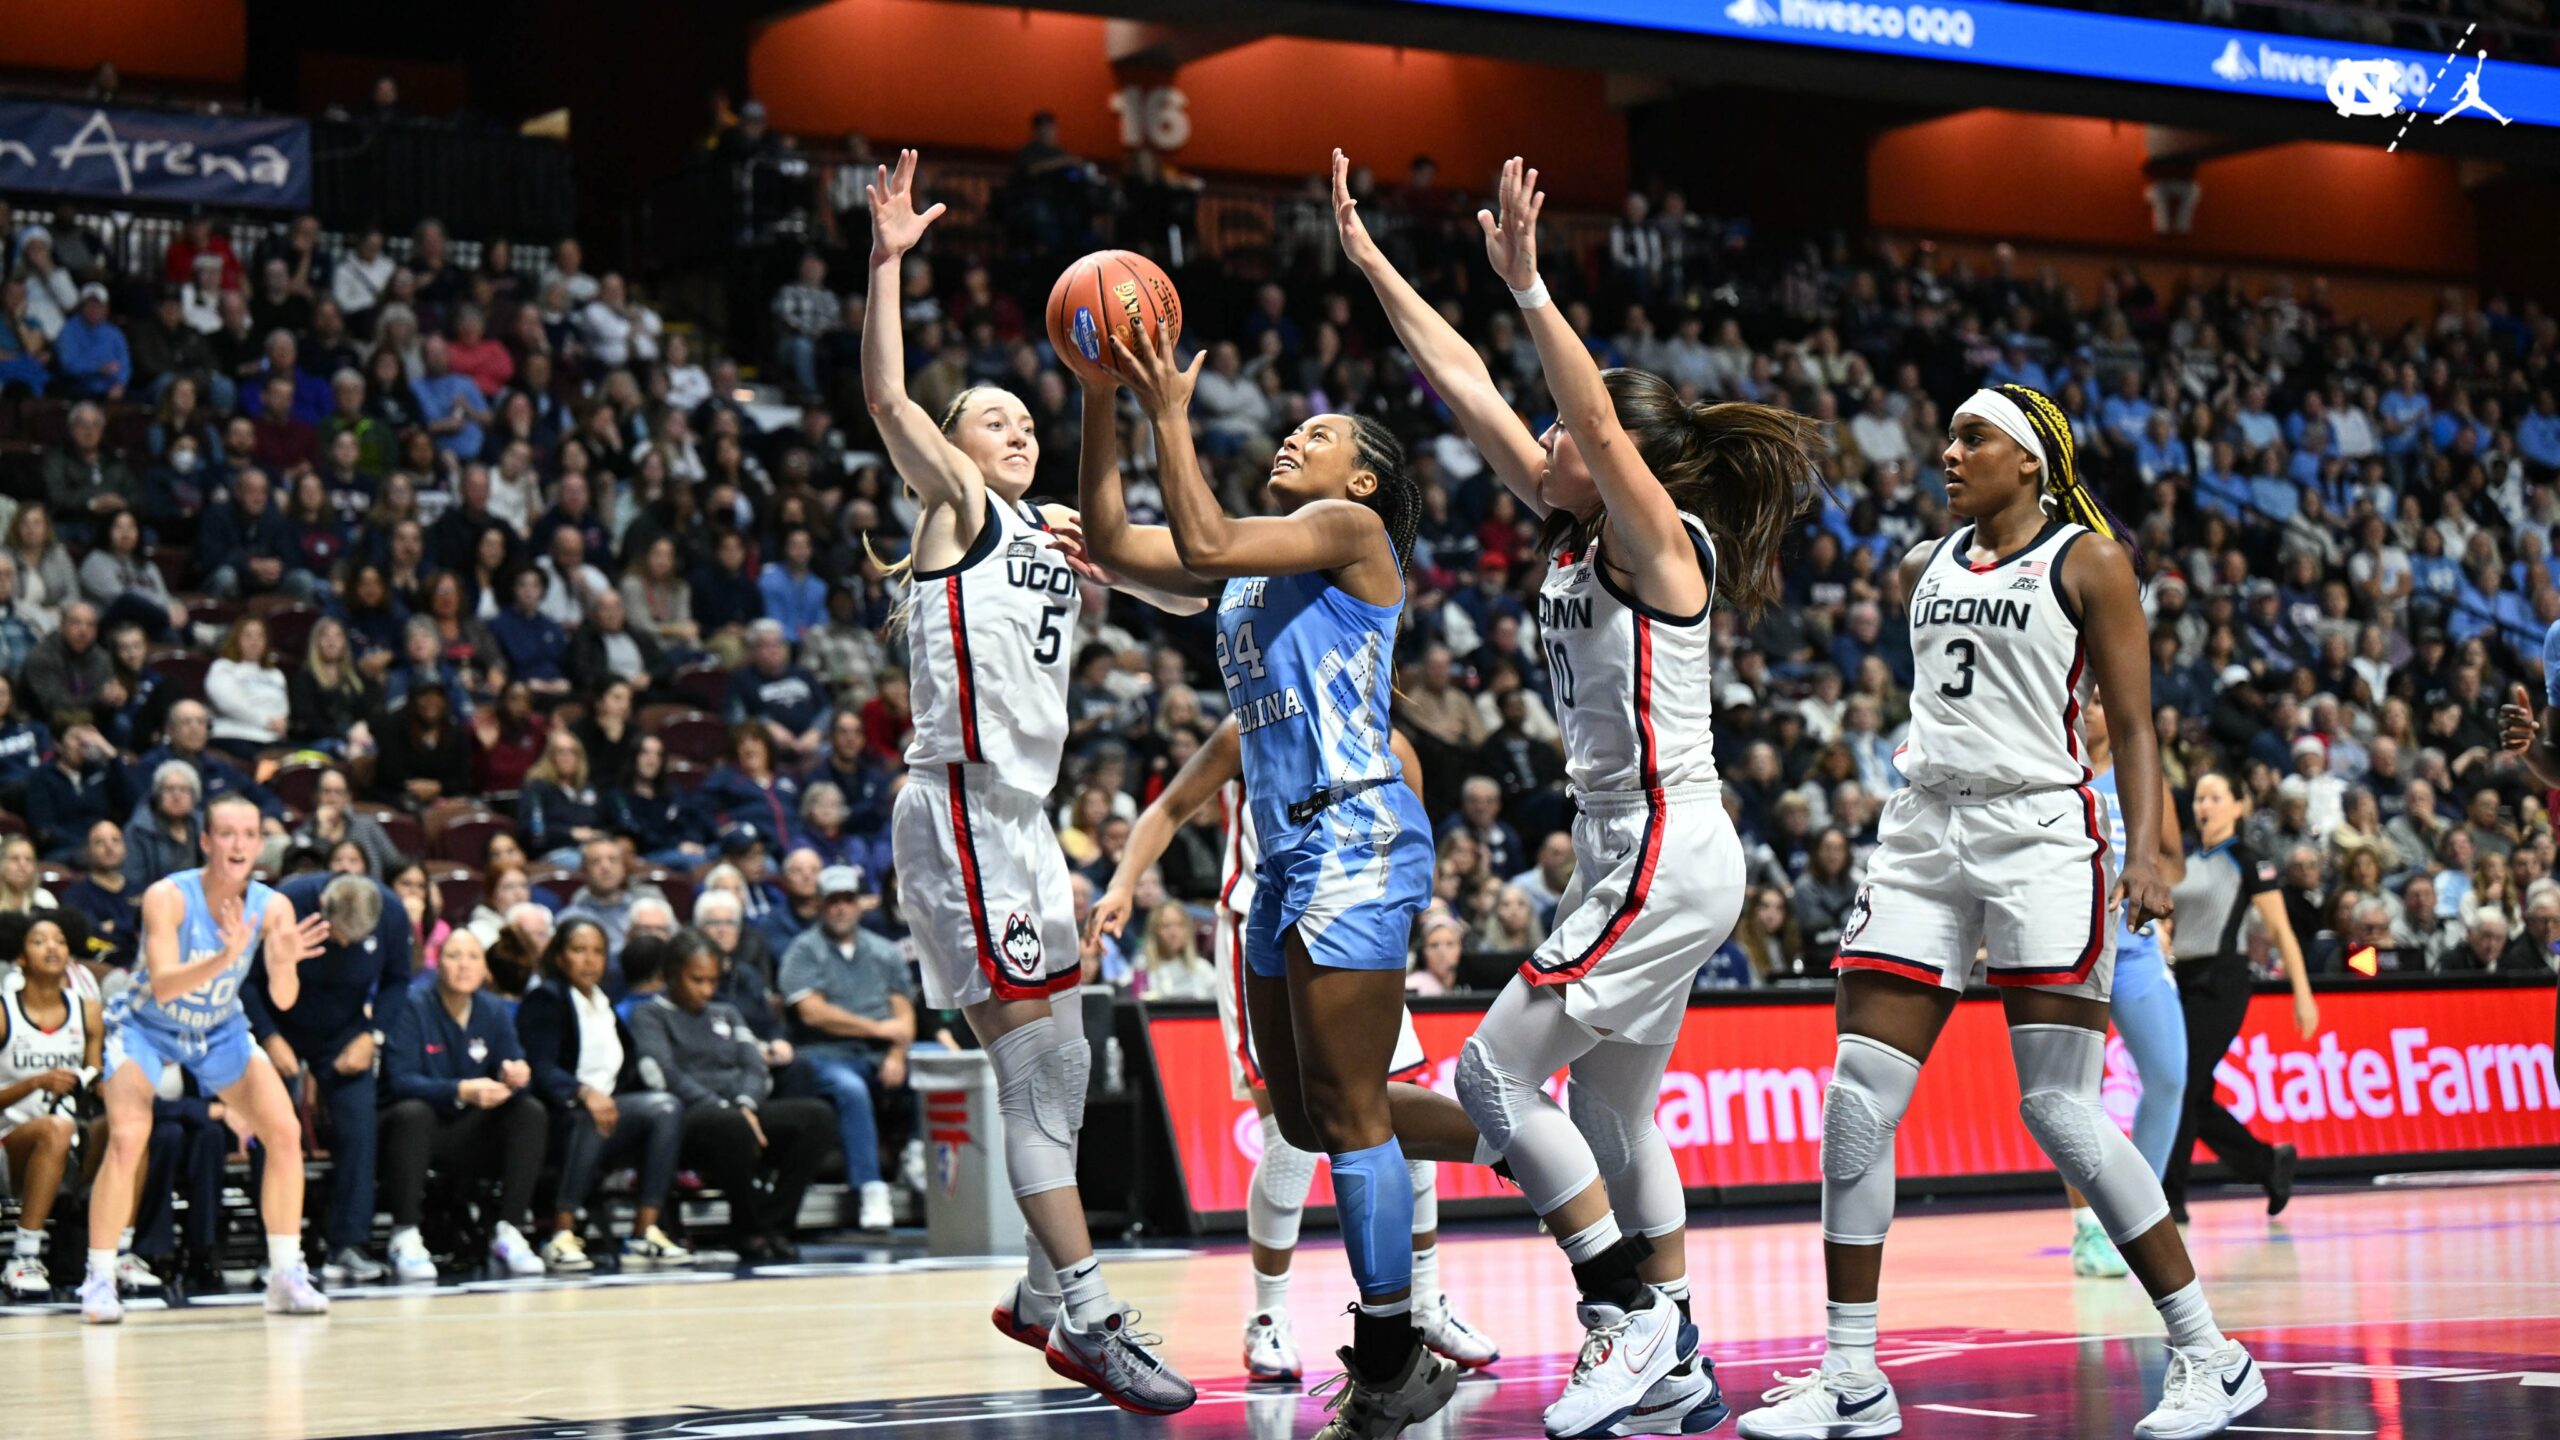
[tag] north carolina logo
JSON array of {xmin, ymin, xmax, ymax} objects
[{"xmin": 1001, "ymin": 913, "xmax": 1042, "ymax": 976}]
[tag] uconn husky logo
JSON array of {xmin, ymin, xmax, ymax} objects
[{"xmin": 1000, "ymin": 912, "xmax": 1042, "ymax": 976}]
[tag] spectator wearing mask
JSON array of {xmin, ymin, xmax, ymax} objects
[{"xmin": 777, "ymin": 865, "xmax": 917, "ymax": 1232}]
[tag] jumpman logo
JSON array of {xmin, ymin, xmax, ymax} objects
[{"xmin": 2435, "ymin": 50, "xmax": 2511, "ymax": 127}]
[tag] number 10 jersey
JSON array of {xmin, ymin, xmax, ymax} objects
[
  {"xmin": 905, "ymin": 494, "xmax": 1080, "ymax": 797},
  {"xmin": 1894, "ymin": 517, "xmax": 2095, "ymax": 795}
]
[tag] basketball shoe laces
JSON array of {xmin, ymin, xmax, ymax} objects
[
  {"xmin": 1093, "ymin": 1307, "xmax": 1172, "ymax": 1382},
  {"xmin": 1309, "ymin": 1367, "xmax": 1386, "ymax": 1428},
  {"xmin": 2152, "ymin": 1346, "xmax": 2214, "ymax": 1412},
  {"xmin": 1570, "ymin": 1307, "xmax": 1638, "ymax": 1385}
]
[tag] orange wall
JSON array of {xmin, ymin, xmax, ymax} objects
[
  {"xmin": 5, "ymin": 0, "xmax": 245, "ymax": 86},
  {"xmin": 749, "ymin": 0, "xmax": 1627, "ymax": 202},
  {"xmin": 1869, "ymin": 110, "xmax": 2476, "ymax": 277}
]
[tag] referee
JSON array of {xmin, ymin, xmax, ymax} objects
[{"xmin": 2164, "ymin": 772, "xmax": 2320, "ymax": 1221}]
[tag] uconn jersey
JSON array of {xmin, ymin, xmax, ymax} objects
[
  {"xmin": 904, "ymin": 494, "xmax": 1080, "ymax": 797},
  {"xmin": 0, "ymin": 975, "xmax": 86, "ymax": 1130},
  {"xmin": 1897, "ymin": 518, "xmax": 2095, "ymax": 794},
  {"xmin": 1537, "ymin": 514, "xmax": 1720, "ymax": 794},
  {"xmin": 1215, "ymin": 571, "xmax": 1429, "ymax": 978}
]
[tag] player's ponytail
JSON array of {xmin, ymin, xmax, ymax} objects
[
  {"xmin": 1988, "ymin": 382, "xmax": 2143, "ymax": 573},
  {"xmin": 1543, "ymin": 369, "xmax": 1828, "ymax": 618},
  {"xmin": 1347, "ymin": 414, "xmax": 1420, "ymax": 576}
]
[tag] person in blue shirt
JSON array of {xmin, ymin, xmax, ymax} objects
[
  {"xmin": 26, "ymin": 721, "xmax": 113, "ymax": 861},
  {"xmin": 700, "ymin": 724, "xmax": 803, "ymax": 851},
  {"xmin": 376, "ymin": 927, "xmax": 548, "ymax": 1282},
  {"xmin": 2518, "ymin": 388, "xmax": 2560, "ymax": 475},
  {"xmin": 2099, "ymin": 371, "xmax": 2152, "ymax": 448},
  {"xmin": 0, "ymin": 671, "xmax": 50, "ymax": 796},
  {"xmin": 487, "ymin": 566, "xmax": 572, "ymax": 700},
  {"xmin": 244, "ymin": 873, "xmax": 410, "ymax": 1285},
  {"xmin": 688, "ymin": 528, "xmax": 763, "ymax": 642},
  {"xmin": 197, "ymin": 468, "xmax": 316, "ymax": 602},
  {"xmin": 2243, "ymin": 449, "xmax": 2302, "ymax": 528},
  {"xmin": 2134, "ymin": 412, "xmax": 2187, "ymax": 484},
  {"xmin": 51, "ymin": 285, "xmax": 128, "ymax": 400},
  {"xmin": 58, "ymin": 819, "xmax": 138, "ymax": 973},
  {"xmin": 410, "ymin": 336, "xmax": 488, "ymax": 459},
  {"xmin": 728, "ymin": 620, "xmax": 831, "ymax": 765},
  {"xmin": 755, "ymin": 526, "xmax": 828, "ymax": 642},
  {"xmin": 2377, "ymin": 364, "xmax": 2431, "ymax": 483}
]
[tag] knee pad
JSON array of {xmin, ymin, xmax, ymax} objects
[
  {"xmin": 1456, "ymin": 1035, "xmax": 1598, "ymax": 1214},
  {"xmin": 988, "ymin": 1019, "xmax": 1085, "ymax": 1199},
  {"xmin": 1453, "ymin": 1036, "xmax": 1519, "ymax": 1150},
  {"xmin": 2011, "ymin": 1025, "xmax": 2169, "ymax": 1243},
  {"xmin": 1568, "ymin": 1061, "xmax": 1683, "ymax": 1239},
  {"xmin": 1248, "ymin": 1114, "xmax": 1318, "ymax": 1251},
  {"xmin": 1820, "ymin": 1034, "xmax": 1921, "ymax": 1246},
  {"xmin": 1406, "ymin": 1157, "xmax": 1438, "ymax": 1235}
]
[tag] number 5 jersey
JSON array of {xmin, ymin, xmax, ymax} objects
[{"xmin": 904, "ymin": 494, "xmax": 1081, "ymax": 798}]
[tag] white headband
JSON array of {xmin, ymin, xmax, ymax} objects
[{"xmin": 1953, "ymin": 389, "xmax": 2047, "ymax": 476}]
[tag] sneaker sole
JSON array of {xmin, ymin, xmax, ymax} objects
[
  {"xmin": 2135, "ymin": 1370, "xmax": 2267, "ymax": 1440},
  {"xmin": 1735, "ymin": 1416, "xmax": 1900, "ymax": 1440},
  {"xmin": 1549, "ymin": 1332, "xmax": 1692, "ymax": 1438},
  {"xmin": 1608, "ymin": 1395, "xmax": 1732, "ymax": 1437},
  {"xmin": 1243, "ymin": 1353, "xmax": 1302, "ymax": 1383},
  {"xmin": 1424, "ymin": 1338, "xmax": 1502, "ymax": 1370},
  {"xmin": 992, "ymin": 1303, "xmax": 1052, "ymax": 1351},
  {"xmin": 1043, "ymin": 1343, "xmax": 1195, "ymax": 1415}
]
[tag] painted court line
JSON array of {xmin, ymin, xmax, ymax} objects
[
  {"xmin": 1918, "ymin": 1403, "xmax": 2037, "ymax": 1418},
  {"xmin": 2228, "ymin": 1428, "xmax": 2378, "ymax": 1436}
]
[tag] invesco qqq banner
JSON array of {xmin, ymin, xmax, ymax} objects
[
  {"xmin": 0, "ymin": 102, "xmax": 311, "ymax": 210},
  {"xmin": 1408, "ymin": 0, "xmax": 2560, "ymax": 131},
  {"xmin": 1148, "ymin": 985, "xmax": 2560, "ymax": 1219}
]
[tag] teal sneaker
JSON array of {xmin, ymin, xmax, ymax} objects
[{"xmin": 2071, "ymin": 1217, "xmax": 2130, "ymax": 1278}]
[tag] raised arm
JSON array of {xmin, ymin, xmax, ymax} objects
[
  {"xmin": 1334, "ymin": 149, "xmax": 1547, "ymax": 514},
  {"xmin": 1115, "ymin": 321, "xmax": 1400, "ymax": 601},
  {"xmin": 1090, "ymin": 717, "xmax": 1243, "ymax": 941},
  {"xmin": 1480, "ymin": 158, "xmax": 1696, "ymax": 597},
  {"xmin": 860, "ymin": 149, "xmax": 982, "ymax": 515},
  {"xmin": 1072, "ymin": 372, "xmax": 1219, "ymax": 604},
  {"xmin": 2066, "ymin": 535, "xmax": 2167, "ymax": 930}
]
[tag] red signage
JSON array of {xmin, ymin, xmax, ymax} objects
[{"xmin": 1145, "ymin": 985, "xmax": 2560, "ymax": 1218}]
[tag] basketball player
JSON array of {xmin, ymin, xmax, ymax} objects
[
  {"xmin": 1, "ymin": 916, "xmax": 99, "ymax": 1297},
  {"xmin": 81, "ymin": 793, "xmax": 334, "ymax": 1324},
  {"xmin": 1736, "ymin": 385, "xmax": 2265, "ymax": 1440},
  {"xmin": 1341, "ymin": 152, "xmax": 1819, "ymax": 1439},
  {"xmin": 1087, "ymin": 715, "xmax": 1500, "ymax": 1383},
  {"xmin": 2062, "ymin": 695, "xmax": 2187, "ymax": 1279},
  {"xmin": 863, "ymin": 148, "xmax": 1199, "ymax": 1415},
  {"xmin": 1094, "ymin": 321, "xmax": 1457, "ymax": 1438}
]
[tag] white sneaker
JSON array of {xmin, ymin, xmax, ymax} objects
[
  {"xmin": 1046, "ymin": 1305, "xmax": 1198, "ymax": 1415},
  {"xmin": 1608, "ymin": 1354, "xmax": 1731, "ymax": 1437},
  {"xmin": 488, "ymin": 1221, "xmax": 543, "ymax": 1278},
  {"xmin": 114, "ymin": 1253, "xmax": 163, "ymax": 1292},
  {"xmin": 387, "ymin": 1228, "xmax": 439, "ymax": 1284},
  {"xmin": 2135, "ymin": 1341, "xmax": 2267, "ymax": 1440},
  {"xmin": 80, "ymin": 1269, "xmax": 122, "ymax": 1325},
  {"xmin": 323, "ymin": 1246, "xmax": 387, "ymax": 1285},
  {"xmin": 1309, "ymin": 1343, "xmax": 1459, "ymax": 1439},
  {"xmin": 992, "ymin": 1276, "xmax": 1058, "ymax": 1350},
  {"xmin": 1243, "ymin": 1309, "xmax": 1302, "ymax": 1382},
  {"xmin": 858, "ymin": 1179, "xmax": 895, "ymax": 1230},
  {"xmin": 901, "ymin": 1138, "xmax": 928, "ymax": 1195},
  {"xmin": 541, "ymin": 1230, "xmax": 595, "ymax": 1274},
  {"xmin": 5, "ymin": 1254, "xmax": 49, "ymax": 1298},
  {"xmin": 1735, "ymin": 1367, "xmax": 1901, "ymax": 1439},
  {"xmin": 621, "ymin": 1225, "xmax": 693, "ymax": 1268},
  {"xmin": 1415, "ymin": 1290, "xmax": 1501, "ymax": 1369},
  {"xmin": 264, "ymin": 1262, "xmax": 331, "ymax": 1315},
  {"xmin": 1543, "ymin": 1290, "xmax": 1687, "ymax": 1439}
]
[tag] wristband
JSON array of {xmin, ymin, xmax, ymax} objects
[{"xmin": 1510, "ymin": 277, "xmax": 1551, "ymax": 311}]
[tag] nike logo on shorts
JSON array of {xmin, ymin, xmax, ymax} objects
[{"xmin": 2039, "ymin": 812, "xmax": 2067, "ymax": 827}]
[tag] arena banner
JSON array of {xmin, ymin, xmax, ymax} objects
[
  {"xmin": 1405, "ymin": 0, "xmax": 2560, "ymax": 132},
  {"xmin": 1146, "ymin": 983, "xmax": 2560, "ymax": 1222},
  {"xmin": 0, "ymin": 102, "xmax": 310, "ymax": 209}
]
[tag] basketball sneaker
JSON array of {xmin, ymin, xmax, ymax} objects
[
  {"xmin": 1735, "ymin": 1367, "xmax": 1901, "ymax": 1439},
  {"xmin": 387, "ymin": 1228, "xmax": 439, "ymax": 1284},
  {"xmin": 5, "ymin": 1254, "xmax": 50, "ymax": 1298},
  {"xmin": 1543, "ymin": 1289, "xmax": 1687, "ymax": 1439},
  {"xmin": 992, "ymin": 1276, "xmax": 1057, "ymax": 1349},
  {"xmin": 1307, "ymin": 1343, "xmax": 1459, "ymax": 1439},
  {"xmin": 1415, "ymin": 1291, "xmax": 1500, "ymax": 1369},
  {"xmin": 621, "ymin": 1225, "xmax": 693, "ymax": 1268},
  {"xmin": 79, "ymin": 1269, "xmax": 122, "ymax": 1324},
  {"xmin": 858, "ymin": 1180, "xmax": 895, "ymax": 1230},
  {"xmin": 1243, "ymin": 1309, "xmax": 1301, "ymax": 1381},
  {"xmin": 114, "ymin": 1253, "xmax": 163, "ymax": 1292},
  {"xmin": 1045, "ymin": 1305, "xmax": 1197, "ymax": 1415},
  {"xmin": 1606, "ymin": 1336, "xmax": 1729, "ymax": 1437},
  {"xmin": 489, "ymin": 1222, "xmax": 543, "ymax": 1278},
  {"xmin": 2071, "ymin": 1214, "xmax": 2130, "ymax": 1278},
  {"xmin": 541, "ymin": 1230, "xmax": 595, "ymax": 1274},
  {"xmin": 2135, "ymin": 1340, "xmax": 2266, "ymax": 1440},
  {"xmin": 324, "ymin": 1246, "xmax": 387, "ymax": 1285},
  {"xmin": 264, "ymin": 1261, "xmax": 330, "ymax": 1315}
]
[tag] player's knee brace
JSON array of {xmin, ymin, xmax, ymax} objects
[
  {"xmin": 1821, "ymin": 1034, "xmax": 1922, "ymax": 1246},
  {"xmin": 1456, "ymin": 1036, "xmax": 1598, "ymax": 1214},
  {"xmin": 1568, "ymin": 1068, "xmax": 1683, "ymax": 1239},
  {"xmin": 2011, "ymin": 1024, "xmax": 2169, "ymax": 1243},
  {"xmin": 1406, "ymin": 1157, "xmax": 1438, "ymax": 1235},
  {"xmin": 1248, "ymin": 1113, "xmax": 1318, "ymax": 1251},
  {"xmin": 988, "ymin": 1018, "xmax": 1088, "ymax": 1199}
]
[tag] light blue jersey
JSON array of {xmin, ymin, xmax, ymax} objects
[
  {"xmin": 103, "ymin": 868, "xmax": 279, "ymax": 1094},
  {"xmin": 2542, "ymin": 617, "xmax": 2560, "ymax": 706},
  {"xmin": 2089, "ymin": 768, "xmax": 2164, "ymax": 982},
  {"xmin": 1216, "ymin": 570, "xmax": 1429, "ymax": 977}
]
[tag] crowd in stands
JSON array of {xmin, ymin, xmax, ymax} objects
[{"xmin": 0, "ymin": 101, "xmax": 2553, "ymax": 1288}]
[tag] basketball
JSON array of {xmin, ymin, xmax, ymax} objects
[{"xmin": 1045, "ymin": 249, "xmax": 1181, "ymax": 384}]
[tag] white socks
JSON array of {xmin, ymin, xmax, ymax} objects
[
  {"xmin": 1059, "ymin": 1256, "xmax": 1112, "ymax": 1328},
  {"xmin": 12, "ymin": 1228, "xmax": 38, "ymax": 1260},
  {"xmin": 1824, "ymin": 1299, "xmax": 1880, "ymax": 1374},
  {"xmin": 267, "ymin": 1234, "xmax": 302, "ymax": 1272},
  {"xmin": 87, "ymin": 1247, "xmax": 115, "ymax": 1281},
  {"xmin": 2156, "ymin": 1278, "xmax": 2226, "ymax": 1352},
  {"xmin": 1559, "ymin": 1214, "xmax": 1621, "ymax": 1265},
  {"xmin": 1409, "ymin": 1243, "xmax": 1440, "ymax": 1314},
  {"xmin": 1253, "ymin": 1264, "xmax": 1290, "ymax": 1317}
]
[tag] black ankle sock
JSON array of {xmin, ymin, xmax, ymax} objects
[
  {"xmin": 1569, "ymin": 1234, "xmax": 1654, "ymax": 1312},
  {"xmin": 1351, "ymin": 1307, "xmax": 1419, "ymax": 1382}
]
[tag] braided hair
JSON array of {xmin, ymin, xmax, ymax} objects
[
  {"xmin": 1990, "ymin": 382, "xmax": 2142, "ymax": 571},
  {"xmin": 1345, "ymin": 415, "xmax": 1420, "ymax": 575}
]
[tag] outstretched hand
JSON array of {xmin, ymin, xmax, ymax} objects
[
  {"xmin": 2499, "ymin": 683, "xmax": 2538, "ymax": 752},
  {"xmin": 267, "ymin": 911, "xmax": 334, "ymax": 971},
  {"xmin": 1330, "ymin": 149, "xmax": 1385, "ymax": 271},
  {"xmin": 1111, "ymin": 319, "xmax": 1203, "ymax": 418},
  {"xmin": 1476, "ymin": 156, "xmax": 1545, "ymax": 292},
  {"xmin": 867, "ymin": 149, "xmax": 947, "ymax": 266}
]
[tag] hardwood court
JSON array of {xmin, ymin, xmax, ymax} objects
[{"xmin": 12, "ymin": 1176, "xmax": 2557, "ymax": 1440}]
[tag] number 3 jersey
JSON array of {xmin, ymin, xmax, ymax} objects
[
  {"xmin": 1894, "ymin": 517, "xmax": 2095, "ymax": 794},
  {"xmin": 905, "ymin": 494, "xmax": 1081, "ymax": 797}
]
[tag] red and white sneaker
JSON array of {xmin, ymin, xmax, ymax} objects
[
  {"xmin": 1244, "ymin": 1309, "xmax": 1302, "ymax": 1381},
  {"xmin": 992, "ymin": 1276, "xmax": 1057, "ymax": 1350},
  {"xmin": 1045, "ymin": 1305, "xmax": 1197, "ymax": 1415}
]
